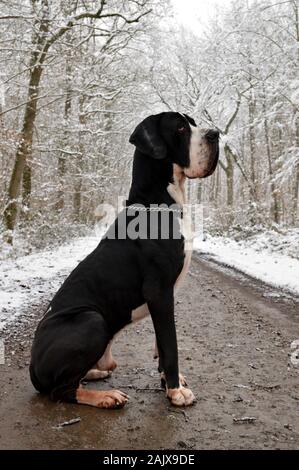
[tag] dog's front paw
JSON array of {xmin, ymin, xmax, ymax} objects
[
  {"xmin": 167, "ymin": 387, "xmax": 196, "ymax": 407},
  {"xmin": 178, "ymin": 373, "xmax": 187, "ymax": 386}
]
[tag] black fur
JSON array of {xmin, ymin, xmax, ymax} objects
[{"xmin": 29, "ymin": 112, "xmax": 217, "ymax": 402}]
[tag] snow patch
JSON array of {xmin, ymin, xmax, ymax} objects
[
  {"xmin": 0, "ymin": 229, "xmax": 104, "ymax": 331},
  {"xmin": 1, "ymin": 227, "xmax": 298, "ymax": 331},
  {"xmin": 195, "ymin": 231, "xmax": 299, "ymax": 295}
]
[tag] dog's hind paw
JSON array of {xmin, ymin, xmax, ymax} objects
[
  {"xmin": 83, "ymin": 369, "xmax": 111, "ymax": 381},
  {"xmin": 97, "ymin": 357, "xmax": 117, "ymax": 372},
  {"xmin": 76, "ymin": 388, "xmax": 129, "ymax": 409},
  {"xmin": 97, "ymin": 390, "xmax": 129, "ymax": 409}
]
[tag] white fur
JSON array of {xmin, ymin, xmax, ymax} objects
[
  {"xmin": 131, "ymin": 303, "xmax": 149, "ymax": 322},
  {"xmin": 184, "ymin": 126, "xmax": 211, "ymax": 178},
  {"xmin": 167, "ymin": 164, "xmax": 193, "ymax": 292}
]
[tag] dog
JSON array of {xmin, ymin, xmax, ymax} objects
[{"xmin": 30, "ymin": 112, "xmax": 219, "ymax": 409}]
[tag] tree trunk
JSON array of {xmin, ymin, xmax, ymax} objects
[
  {"xmin": 3, "ymin": 0, "xmax": 49, "ymax": 240},
  {"xmin": 293, "ymin": 113, "xmax": 299, "ymax": 224},
  {"xmin": 248, "ymin": 90, "xmax": 257, "ymax": 200},
  {"xmin": 292, "ymin": 1, "xmax": 299, "ymax": 224},
  {"xmin": 73, "ymin": 96, "xmax": 86, "ymax": 221},
  {"xmin": 22, "ymin": 161, "xmax": 32, "ymax": 210},
  {"xmin": 197, "ymin": 181, "xmax": 202, "ymax": 204},
  {"xmin": 73, "ymin": 152, "xmax": 83, "ymax": 221},
  {"xmin": 56, "ymin": 62, "xmax": 72, "ymax": 212},
  {"xmin": 294, "ymin": 164, "xmax": 299, "ymax": 224},
  {"xmin": 224, "ymin": 144, "xmax": 234, "ymax": 207},
  {"xmin": 56, "ymin": 156, "xmax": 66, "ymax": 212},
  {"xmin": 3, "ymin": 64, "xmax": 43, "ymax": 236},
  {"xmin": 262, "ymin": 89, "xmax": 280, "ymax": 224},
  {"xmin": 214, "ymin": 165, "xmax": 220, "ymax": 203}
]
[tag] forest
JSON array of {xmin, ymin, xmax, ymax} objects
[
  {"xmin": 0, "ymin": 0, "xmax": 299, "ymax": 453},
  {"xmin": 0, "ymin": 0, "xmax": 298, "ymax": 252}
]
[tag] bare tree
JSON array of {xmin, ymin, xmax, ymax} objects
[{"xmin": 2, "ymin": 0, "xmax": 152, "ymax": 242}]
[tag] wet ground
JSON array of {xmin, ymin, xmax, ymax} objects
[{"xmin": 0, "ymin": 254, "xmax": 298, "ymax": 450}]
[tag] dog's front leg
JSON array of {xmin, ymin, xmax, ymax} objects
[
  {"xmin": 148, "ymin": 289, "xmax": 195, "ymax": 407},
  {"xmin": 154, "ymin": 338, "xmax": 188, "ymax": 388}
]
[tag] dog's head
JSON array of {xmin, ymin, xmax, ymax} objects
[{"xmin": 129, "ymin": 112, "xmax": 219, "ymax": 179}]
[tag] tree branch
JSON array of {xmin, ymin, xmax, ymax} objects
[
  {"xmin": 224, "ymin": 93, "xmax": 241, "ymax": 135},
  {"xmin": 225, "ymin": 143, "xmax": 251, "ymax": 186},
  {"xmin": 0, "ymin": 15, "xmax": 34, "ymax": 20},
  {"xmin": 44, "ymin": 1, "xmax": 151, "ymax": 51},
  {"xmin": 218, "ymin": 159, "xmax": 227, "ymax": 173}
]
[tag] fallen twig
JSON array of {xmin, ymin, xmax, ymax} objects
[
  {"xmin": 233, "ymin": 384, "xmax": 252, "ymax": 390},
  {"xmin": 233, "ymin": 416, "xmax": 257, "ymax": 424},
  {"xmin": 53, "ymin": 417, "xmax": 81, "ymax": 429},
  {"xmin": 118, "ymin": 385, "xmax": 163, "ymax": 392},
  {"xmin": 251, "ymin": 382, "xmax": 281, "ymax": 391}
]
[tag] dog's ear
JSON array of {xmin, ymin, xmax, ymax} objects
[
  {"xmin": 129, "ymin": 113, "xmax": 167, "ymax": 159},
  {"xmin": 183, "ymin": 114, "xmax": 197, "ymax": 127}
]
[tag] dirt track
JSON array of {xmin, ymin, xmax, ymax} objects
[{"xmin": 0, "ymin": 254, "xmax": 298, "ymax": 450}]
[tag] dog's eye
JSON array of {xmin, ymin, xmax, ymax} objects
[{"xmin": 177, "ymin": 126, "xmax": 187, "ymax": 133}]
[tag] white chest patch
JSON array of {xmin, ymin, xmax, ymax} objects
[
  {"xmin": 167, "ymin": 164, "xmax": 186, "ymax": 207},
  {"xmin": 168, "ymin": 163, "xmax": 193, "ymax": 292}
]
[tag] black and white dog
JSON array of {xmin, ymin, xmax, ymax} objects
[{"xmin": 30, "ymin": 112, "xmax": 219, "ymax": 409}]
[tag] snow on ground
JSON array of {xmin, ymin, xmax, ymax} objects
[
  {"xmin": 1, "ymin": 227, "xmax": 298, "ymax": 331},
  {"xmin": 0, "ymin": 230, "xmax": 103, "ymax": 331},
  {"xmin": 195, "ymin": 229, "xmax": 299, "ymax": 296}
]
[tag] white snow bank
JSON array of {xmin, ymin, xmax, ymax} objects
[
  {"xmin": 0, "ymin": 230, "xmax": 103, "ymax": 330},
  {"xmin": 1, "ymin": 226, "xmax": 298, "ymax": 331},
  {"xmin": 194, "ymin": 232, "xmax": 299, "ymax": 296}
]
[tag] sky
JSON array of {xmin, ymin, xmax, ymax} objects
[{"xmin": 172, "ymin": 0, "xmax": 232, "ymax": 33}]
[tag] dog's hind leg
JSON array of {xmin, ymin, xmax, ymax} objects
[
  {"xmin": 96, "ymin": 340, "xmax": 117, "ymax": 371},
  {"xmin": 31, "ymin": 310, "xmax": 129, "ymax": 408},
  {"xmin": 83, "ymin": 340, "xmax": 118, "ymax": 381},
  {"xmin": 83, "ymin": 369, "xmax": 111, "ymax": 381}
]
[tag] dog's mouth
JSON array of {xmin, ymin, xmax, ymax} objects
[
  {"xmin": 184, "ymin": 129, "xmax": 220, "ymax": 179},
  {"xmin": 200, "ymin": 141, "xmax": 219, "ymax": 179}
]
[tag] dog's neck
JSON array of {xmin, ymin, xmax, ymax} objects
[
  {"xmin": 127, "ymin": 150, "xmax": 184, "ymax": 208},
  {"xmin": 167, "ymin": 164, "xmax": 187, "ymax": 207}
]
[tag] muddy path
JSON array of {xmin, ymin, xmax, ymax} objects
[{"xmin": 0, "ymin": 255, "xmax": 298, "ymax": 450}]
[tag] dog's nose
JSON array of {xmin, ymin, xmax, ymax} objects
[{"xmin": 205, "ymin": 129, "xmax": 220, "ymax": 142}]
